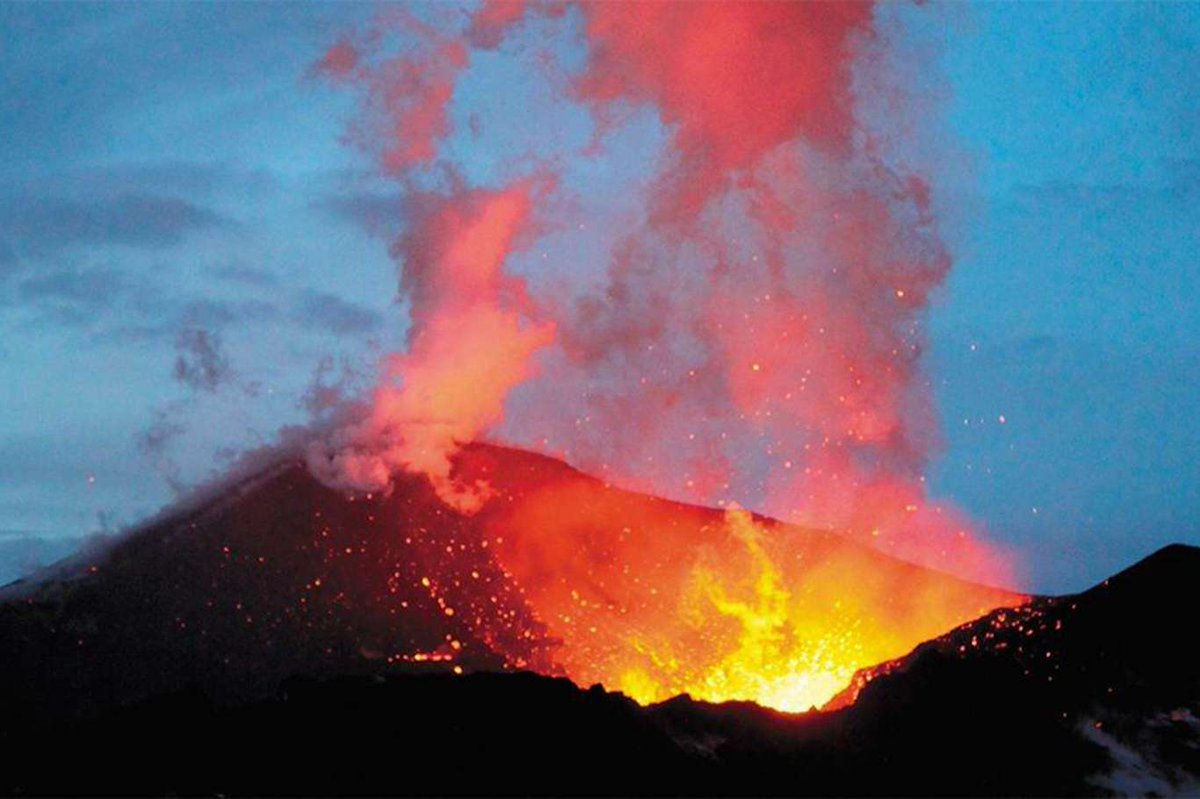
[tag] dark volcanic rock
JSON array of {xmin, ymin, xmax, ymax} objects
[{"xmin": 1, "ymin": 445, "xmax": 1197, "ymax": 795}]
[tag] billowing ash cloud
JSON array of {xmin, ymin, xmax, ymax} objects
[
  {"xmin": 306, "ymin": 179, "xmax": 554, "ymax": 511},
  {"xmin": 308, "ymin": 1, "xmax": 1013, "ymax": 582}
]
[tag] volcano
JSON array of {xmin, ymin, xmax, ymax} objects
[{"xmin": 1, "ymin": 444, "xmax": 1197, "ymax": 795}]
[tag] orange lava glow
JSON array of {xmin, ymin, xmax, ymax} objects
[
  {"xmin": 457, "ymin": 449, "xmax": 1024, "ymax": 712},
  {"xmin": 308, "ymin": 2, "xmax": 1030, "ymax": 712}
]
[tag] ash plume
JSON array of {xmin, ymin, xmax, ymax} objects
[{"xmin": 308, "ymin": 1, "xmax": 1014, "ymax": 584}]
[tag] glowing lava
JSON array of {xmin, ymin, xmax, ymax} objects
[{"xmin": 453, "ymin": 447, "xmax": 1024, "ymax": 712}]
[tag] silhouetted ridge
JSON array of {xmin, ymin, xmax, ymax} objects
[{"xmin": 1081, "ymin": 542, "xmax": 1200, "ymax": 601}]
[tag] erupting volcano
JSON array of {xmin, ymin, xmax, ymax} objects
[
  {"xmin": 444, "ymin": 446, "xmax": 1023, "ymax": 712},
  {"xmin": 294, "ymin": 0, "xmax": 1025, "ymax": 710},
  {"xmin": 5, "ymin": 0, "xmax": 1197, "ymax": 795},
  {"xmin": 0, "ymin": 443, "xmax": 1021, "ymax": 717}
]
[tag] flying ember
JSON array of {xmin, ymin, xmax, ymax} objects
[{"xmin": 305, "ymin": 0, "xmax": 1025, "ymax": 711}]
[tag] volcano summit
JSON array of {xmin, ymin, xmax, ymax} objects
[{"xmin": 1, "ymin": 443, "xmax": 1019, "ymax": 720}]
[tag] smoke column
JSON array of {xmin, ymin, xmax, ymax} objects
[
  {"xmin": 309, "ymin": 1, "xmax": 1013, "ymax": 584},
  {"xmin": 307, "ymin": 4, "xmax": 554, "ymax": 512}
]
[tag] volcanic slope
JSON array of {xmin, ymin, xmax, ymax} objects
[
  {"xmin": 2, "ymin": 532, "xmax": 1197, "ymax": 794},
  {"xmin": 0, "ymin": 442, "xmax": 1019, "ymax": 727}
]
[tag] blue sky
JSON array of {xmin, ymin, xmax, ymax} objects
[{"xmin": 0, "ymin": 2, "xmax": 1196, "ymax": 593}]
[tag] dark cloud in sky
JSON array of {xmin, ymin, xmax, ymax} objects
[
  {"xmin": 178, "ymin": 298, "xmax": 280, "ymax": 331},
  {"xmin": 1, "ymin": 162, "xmax": 276, "ymax": 203},
  {"xmin": 141, "ymin": 294, "xmax": 381, "ymax": 341},
  {"xmin": 17, "ymin": 263, "xmax": 130, "ymax": 303},
  {"xmin": 315, "ymin": 190, "xmax": 405, "ymax": 239},
  {"xmin": 8, "ymin": 259, "xmax": 381, "ymax": 346},
  {"xmin": 173, "ymin": 328, "xmax": 232, "ymax": 393},
  {"xmin": 292, "ymin": 289, "xmax": 383, "ymax": 336},
  {"xmin": 74, "ymin": 162, "xmax": 277, "ymax": 198},
  {"xmin": 0, "ymin": 193, "xmax": 230, "ymax": 259},
  {"xmin": 209, "ymin": 262, "xmax": 281, "ymax": 288},
  {"xmin": 92, "ymin": 298, "xmax": 281, "ymax": 346},
  {"xmin": 12, "ymin": 263, "xmax": 142, "ymax": 328},
  {"xmin": 0, "ymin": 159, "xmax": 382, "ymax": 346}
]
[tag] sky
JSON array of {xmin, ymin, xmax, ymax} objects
[{"xmin": 0, "ymin": 1, "xmax": 1197, "ymax": 593}]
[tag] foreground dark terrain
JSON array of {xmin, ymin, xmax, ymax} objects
[{"xmin": 1, "ymin": 446, "xmax": 1197, "ymax": 795}]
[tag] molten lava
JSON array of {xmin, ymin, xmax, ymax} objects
[{"xmin": 449, "ymin": 447, "xmax": 1023, "ymax": 712}]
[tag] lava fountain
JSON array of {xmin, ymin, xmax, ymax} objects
[
  {"xmin": 305, "ymin": 1, "xmax": 1025, "ymax": 711},
  {"xmin": 457, "ymin": 448, "xmax": 1022, "ymax": 712}
]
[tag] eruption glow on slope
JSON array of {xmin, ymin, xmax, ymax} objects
[
  {"xmin": 464, "ymin": 456, "xmax": 1021, "ymax": 712},
  {"xmin": 306, "ymin": 1, "xmax": 1025, "ymax": 711}
]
